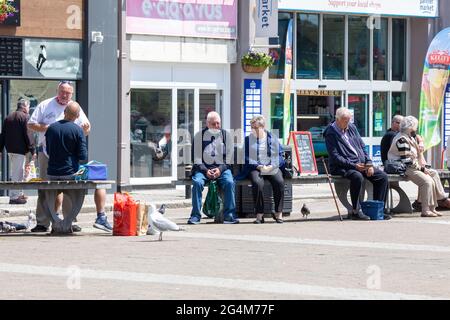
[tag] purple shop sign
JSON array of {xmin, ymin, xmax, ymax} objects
[{"xmin": 126, "ymin": 0, "xmax": 237, "ymax": 39}]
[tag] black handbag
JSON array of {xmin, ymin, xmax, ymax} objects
[{"xmin": 384, "ymin": 160, "xmax": 407, "ymax": 175}]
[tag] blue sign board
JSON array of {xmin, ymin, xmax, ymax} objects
[
  {"xmin": 372, "ymin": 145, "xmax": 382, "ymax": 167},
  {"xmin": 243, "ymin": 79, "xmax": 262, "ymax": 136}
]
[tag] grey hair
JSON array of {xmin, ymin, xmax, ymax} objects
[
  {"xmin": 400, "ymin": 116, "xmax": 418, "ymax": 133},
  {"xmin": 335, "ymin": 107, "xmax": 352, "ymax": 120},
  {"xmin": 206, "ymin": 111, "xmax": 221, "ymax": 124},
  {"xmin": 249, "ymin": 115, "xmax": 265, "ymax": 128},
  {"xmin": 17, "ymin": 99, "xmax": 30, "ymax": 110},
  {"xmin": 392, "ymin": 114, "xmax": 404, "ymax": 125}
]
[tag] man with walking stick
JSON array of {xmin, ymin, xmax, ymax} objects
[{"xmin": 323, "ymin": 107, "xmax": 390, "ymax": 220}]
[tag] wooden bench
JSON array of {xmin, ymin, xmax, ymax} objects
[
  {"xmin": 0, "ymin": 180, "xmax": 114, "ymax": 234},
  {"xmin": 177, "ymin": 168, "xmax": 450, "ymax": 217}
]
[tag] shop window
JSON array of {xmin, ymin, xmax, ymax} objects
[
  {"xmin": 373, "ymin": 18, "xmax": 388, "ymax": 81},
  {"xmin": 392, "ymin": 92, "xmax": 407, "ymax": 116},
  {"xmin": 348, "ymin": 16, "xmax": 370, "ymax": 80},
  {"xmin": 392, "ymin": 19, "xmax": 407, "ymax": 81},
  {"xmin": 323, "ymin": 15, "xmax": 345, "ymax": 80},
  {"xmin": 269, "ymin": 12, "xmax": 293, "ymax": 79},
  {"xmin": 130, "ymin": 89, "xmax": 172, "ymax": 178},
  {"xmin": 296, "ymin": 13, "xmax": 319, "ymax": 79},
  {"xmin": 348, "ymin": 94, "xmax": 369, "ymax": 137},
  {"xmin": 270, "ymin": 93, "xmax": 293, "ymax": 140},
  {"xmin": 373, "ymin": 92, "xmax": 388, "ymax": 137}
]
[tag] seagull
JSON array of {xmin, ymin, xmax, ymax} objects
[
  {"xmin": 301, "ymin": 203, "xmax": 311, "ymax": 219},
  {"xmin": 147, "ymin": 203, "xmax": 184, "ymax": 241}
]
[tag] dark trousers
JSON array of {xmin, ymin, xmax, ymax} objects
[
  {"xmin": 249, "ymin": 169, "xmax": 285, "ymax": 213},
  {"xmin": 343, "ymin": 169, "xmax": 388, "ymax": 210}
]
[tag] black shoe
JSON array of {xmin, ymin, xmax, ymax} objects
[
  {"xmin": 71, "ymin": 225, "xmax": 82, "ymax": 232},
  {"xmin": 351, "ymin": 210, "xmax": 370, "ymax": 220},
  {"xmin": 383, "ymin": 214, "xmax": 392, "ymax": 220},
  {"xmin": 31, "ymin": 225, "xmax": 49, "ymax": 233},
  {"xmin": 412, "ymin": 200, "xmax": 422, "ymax": 212},
  {"xmin": 9, "ymin": 198, "xmax": 27, "ymax": 205},
  {"xmin": 253, "ymin": 217, "xmax": 265, "ymax": 224}
]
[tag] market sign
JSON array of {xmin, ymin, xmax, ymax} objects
[
  {"xmin": 297, "ymin": 90, "xmax": 342, "ymax": 97},
  {"xmin": 126, "ymin": 0, "xmax": 238, "ymax": 39},
  {"xmin": 278, "ymin": 0, "xmax": 439, "ymax": 18}
]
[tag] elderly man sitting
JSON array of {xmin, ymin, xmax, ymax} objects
[{"xmin": 324, "ymin": 107, "xmax": 390, "ymax": 220}]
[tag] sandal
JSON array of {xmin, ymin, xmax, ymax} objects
[
  {"xmin": 271, "ymin": 213, "xmax": 283, "ymax": 223},
  {"xmin": 421, "ymin": 211, "xmax": 437, "ymax": 217},
  {"xmin": 253, "ymin": 217, "xmax": 265, "ymax": 224},
  {"xmin": 432, "ymin": 210, "xmax": 443, "ymax": 217}
]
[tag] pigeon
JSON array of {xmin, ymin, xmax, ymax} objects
[
  {"xmin": 301, "ymin": 203, "xmax": 311, "ymax": 219},
  {"xmin": 147, "ymin": 203, "xmax": 184, "ymax": 241}
]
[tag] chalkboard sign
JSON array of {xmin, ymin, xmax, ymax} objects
[
  {"xmin": 288, "ymin": 131, "xmax": 318, "ymax": 175},
  {"xmin": 0, "ymin": 37, "xmax": 23, "ymax": 77}
]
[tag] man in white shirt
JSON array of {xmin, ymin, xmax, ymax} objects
[{"xmin": 28, "ymin": 81, "xmax": 111, "ymax": 233}]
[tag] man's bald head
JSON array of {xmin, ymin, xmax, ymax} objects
[{"xmin": 64, "ymin": 101, "xmax": 80, "ymax": 122}]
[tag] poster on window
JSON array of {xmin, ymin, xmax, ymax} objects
[
  {"xmin": 23, "ymin": 38, "xmax": 82, "ymax": 80},
  {"xmin": 126, "ymin": 0, "xmax": 237, "ymax": 39}
]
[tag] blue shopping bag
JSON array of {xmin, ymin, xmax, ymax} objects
[{"xmin": 75, "ymin": 161, "xmax": 108, "ymax": 181}]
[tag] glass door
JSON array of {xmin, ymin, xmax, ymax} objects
[
  {"xmin": 346, "ymin": 93, "xmax": 369, "ymax": 138},
  {"xmin": 199, "ymin": 90, "xmax": 222, "ymax": 129},
  {"xmin": 0, "ymin": 81, "xmax": 4, "ymax": 186}
]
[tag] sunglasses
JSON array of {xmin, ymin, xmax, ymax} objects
[{"xmin": 58, "ymin": 80, "xmax": 73, "ymax": 86}]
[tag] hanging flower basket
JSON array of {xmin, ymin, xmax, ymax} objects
[
  {"xmin": 242, "ymin": 63, "xmax": 268, "ymax": 73},
  {"xmin": 241, "ymin": 51, "xmax": 274, "ymax": 74},
  {"xmin": 0, "ymin": 0, "xmax": 17, "ymax": 24}
]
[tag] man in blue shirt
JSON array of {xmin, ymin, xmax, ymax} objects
[
  {"xmin": 45, "ymin": 101, "xmax": 87, "ymax": 179},
  {"xmin": 324, "ymin": 107, "xmax": 389, "ymax": 220}
]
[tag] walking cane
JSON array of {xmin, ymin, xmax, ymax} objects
[{"xmin": 320, "ymin": 157, "xmax": 343, "ymax": 221}]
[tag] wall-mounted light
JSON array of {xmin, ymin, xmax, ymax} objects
[
  {"xmin": 318, "ymin": 85, "xmax": 327, "ymax": 89},
  {"xmin": 91, "ymin": 31, "xmax": 104, "ymax": 44}
]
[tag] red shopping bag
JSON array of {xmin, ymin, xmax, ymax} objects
[{"xmin": 113, "ymin": 192, "xmax": 138, "ymax": 236}]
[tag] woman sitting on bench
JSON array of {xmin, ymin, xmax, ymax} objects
[
  {"xmin": 236, "ymin": 115, "xmax": 286, "ymax": 224},
  {"xmin": 388, "ymin": 116, "xmax": 450, "ymax": 217}
]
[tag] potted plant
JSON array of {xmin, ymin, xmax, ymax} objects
[
  {"xmin": 241, "ymin": 51, "xmax": 275, "ymax": 73},
  {"xmin": 0, "ymin": 0, "xmax": 16, "ymax": 24}
]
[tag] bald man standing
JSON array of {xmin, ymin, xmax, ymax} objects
[{"xmin": 45, "ymin": 101, "xmax": 87, "ymax": 179}]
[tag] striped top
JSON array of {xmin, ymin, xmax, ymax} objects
[{"xmin": 387, "ymin": 132, "xmax": 422, "ymax": 170}]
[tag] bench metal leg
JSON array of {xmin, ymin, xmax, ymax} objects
[
  {"xmin": 389, "ymin": 181, "xmax": 412, "ymax": 214},
  {"xmin": 39, "ymin": 189, "xmax": 86, "ymax": 234}
]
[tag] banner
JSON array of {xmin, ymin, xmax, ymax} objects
[
  {"xmin": 278, "ymin": 0, "xmax": 438, "ymax": 18},
  {"xmin": 126, "ymin": 0, "xmax": 237, "ymax": 39},
  {"xmin": 282, "ymin": 19, "xmax": 293, "ymax": 144},
  {"xmin": 255, "ymin": 0, "xmax": 278, "ymax": 38},
  {"xmin": 418, "ymin": 27, "xmax": 450, "ymax": 151}
]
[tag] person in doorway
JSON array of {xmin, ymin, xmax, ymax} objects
[
  {"xmin": 324, "ymin": 107, "xmax": 390, "ymax": 220},
  {"xmin": 27, "ymin": 81, "xmax": 111, "ymax": 233},
  {"xmin": 0, "ymin": 99, "xmax": 35, "ymax": 204},
  {"xmin": 187, "ymin": 111, "xmax": 238, "ymax": 225},
  {"xmin": 36, "ymin": 45, "xmax": 47, "ymax": 72}
]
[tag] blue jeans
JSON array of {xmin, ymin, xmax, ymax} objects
[{"xmin": 190, "ymin": 169, "xmax": 236, "ymax": 220}]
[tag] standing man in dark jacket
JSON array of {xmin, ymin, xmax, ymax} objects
[
  {"xmin": 187, "ymin": 111, "xmax": 238, "ymax": 225},
  {"xmin": 324, "ymin": 107, "xmax": 389, "ymax": 220},
  {"xmin": 0, "ymin": 99, "xmax": 34, "ymax": 204}
]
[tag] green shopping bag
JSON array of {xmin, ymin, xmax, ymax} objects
[{"xmin": 202, "ymin": 180, "xmax": 224, "ymax": 222}]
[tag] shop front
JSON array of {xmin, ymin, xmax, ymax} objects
[
  {"xmin": 123, "ymin": 0, "xmax": 237, "ymax": 187},
  {"xmin": 268, "ymin": 0, "xmax": 437, "ymax": 169},
  {"xmin": 0, "ymin": 0, "xmax": 84, "ymax": 192}
]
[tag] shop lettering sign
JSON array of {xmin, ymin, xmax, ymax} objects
[
  {"xmin": 255, "ymin": 0, "xmax": 278, "ymax": 38},
  {"xmin": 126, "ymin": 0, "xmax": 237, "ymax": 39},
  {"xmin": 297, "ymin": 90, "xmax": 342, "ymax": 97},
  {"xmin": 278, "ymin": 0, "xmax": 438, "ymax": 18}
]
